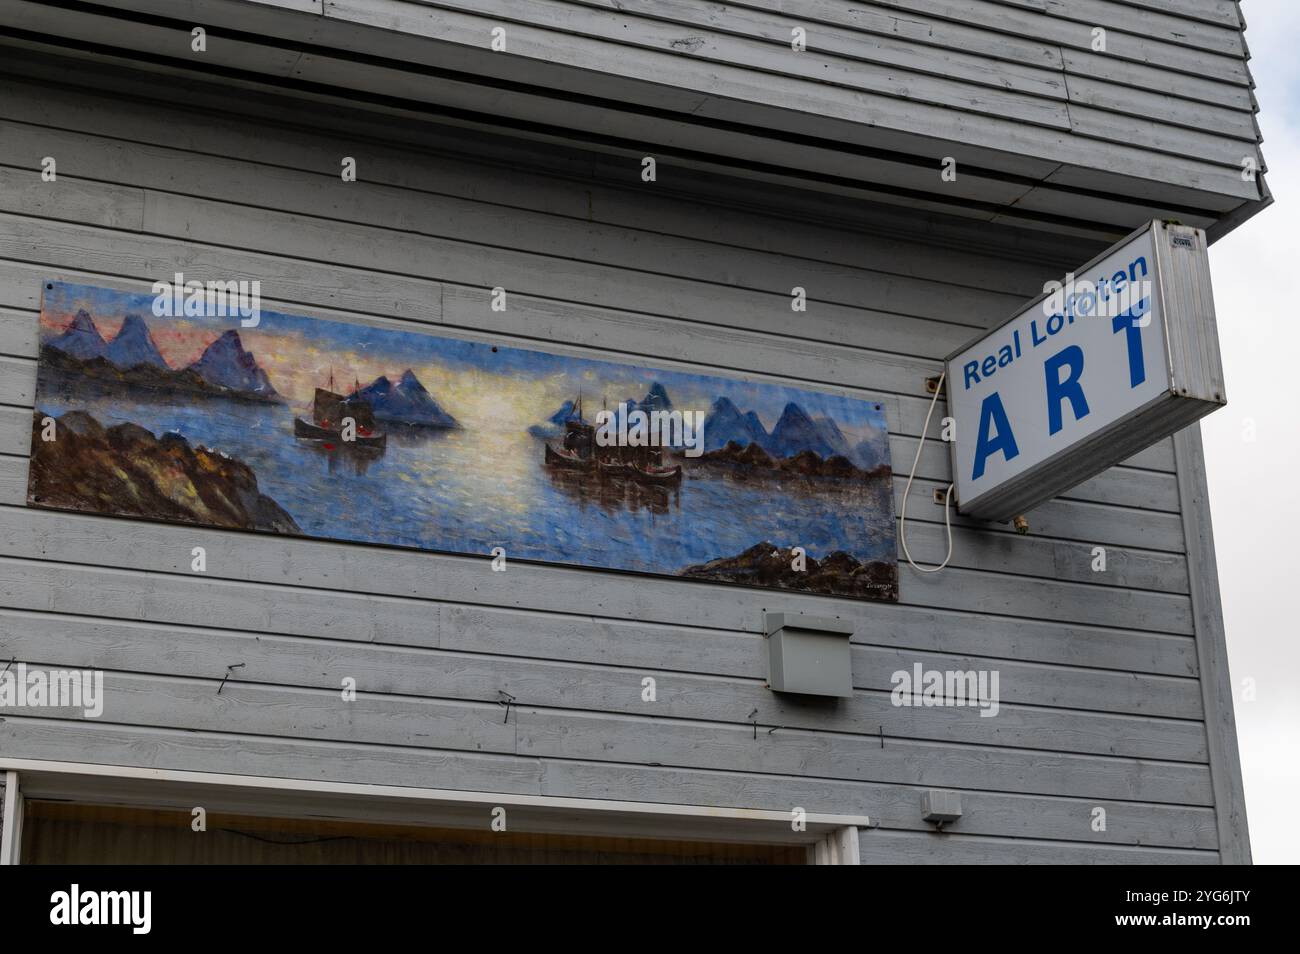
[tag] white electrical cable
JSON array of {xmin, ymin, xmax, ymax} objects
[{"xmin": 899, "ymin": 370, "xmax": 954, "ymax": 574}]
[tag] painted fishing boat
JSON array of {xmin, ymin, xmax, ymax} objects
[
  {"xmin": 630, "ymin": 461, "xmax": 683, "ymax": 485},
  {"xmin": 543, "ymin": 393, "xmax": 684, "ymax": 486},
  {"xmin": 294, "ymin": 371, "xmax": 387, "ymax": 450},
  {"xmin": 597, "ymin": 459, "xmax": 640, "ymax": 478},
  {"xmin": 544, "ymin": 442, "xmax": 590, "ymax": 470}
]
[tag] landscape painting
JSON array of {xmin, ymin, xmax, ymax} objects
[{"xmin": 28, "ymin": 282, "xmax": 899, "ymax": 601}]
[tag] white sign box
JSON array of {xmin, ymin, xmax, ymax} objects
[{"xmin": 946, "ymin": 220, "xmax": 1225, "ymax": 522}]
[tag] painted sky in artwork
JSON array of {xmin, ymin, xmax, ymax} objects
[{"xmin": 41, "ymin": 283, "xmax": 890, "ymax": 445}]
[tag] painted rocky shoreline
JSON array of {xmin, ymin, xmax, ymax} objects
[
  {"xmin": 687, "ymin": 439, "xmax": 893, "ymax": 480},
  {"xmin": 680, "ymin": 541, "xmax": 899, "ymax": 600},
  {"xmin": 28, "ymin": 410, "xmax": 299, "ymax": 533}
]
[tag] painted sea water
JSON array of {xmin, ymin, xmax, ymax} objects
[{"xmin": 29, "ymin": 282, "xmax": 899, "ymax": 601}]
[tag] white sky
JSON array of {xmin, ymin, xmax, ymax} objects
[{"xmin": 1202, "ymin": 0, "xmax": 1299, "ymax": 866}]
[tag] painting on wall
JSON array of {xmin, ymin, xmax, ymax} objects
[{"xmin": 27, "ymin": 281, "xmax": 899, "ymax": 601}]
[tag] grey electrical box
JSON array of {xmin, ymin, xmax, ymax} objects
[
  {"xmin": 763, "ymin": 612, "xmax": 855, "ymax": 697},
  {"xmin": 921, "ymin": 790, "xmax": 963, "ymax": 824}
]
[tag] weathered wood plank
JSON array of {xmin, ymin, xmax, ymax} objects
[
  {"xmin": 568, "ymin": 0, "xmax": 1069, "ymax": 99},
  {"xmin": 1063, "ymin": 74, "xmax": 1258, "ymax": 141},
  {"xmin": 1069, "ymin": 104, "xmax": 1257, "ymax": 171},
  {"xmin": 1027, "ymin": 0, "xmax": 1244, "ymax": 54},
  {"xmin": 0, "ymin": 308, "xmax": 32, "ymax": 358},
  {"xmin": 0, "ymin": 611, "xmax": 1207, "ymax": 760},
  {"xmin": 580, "ymin": 0, "xmax": 1255, "ymax": 149},
  {"xmin": 696, "ymin": 0, "xmax": 1067, "ymax": 71},
  {"xmin": 866, "ymin": 0, "xmax": 1250, "ymax": 80},
  {"xmin": 0, "ymin": 218, "xmax": 445, "ymax": 327},
  {"xmin": 0, "ymin": 208, "xmax": 982, "ymax": 369},
  {"xmin": 84, "ymin": 672, "xmax": 520, "ymax": 752},
  {"xmin": 140, "ymin": 191, "xmax": 997, "ymax": 343},
  {"xmin": 1113, "ymin": 0, "xmax": 1240, "ymax": 29},
  {"xmin": 0, "ymin": 504, "xmax": 1195, "ymax": 632},
  {"xmin": 0, "ymin": 407, "xmax": 29, "ymax": 453},
  {"xmin": 2, "ymin": 0, "xmax": 1259, "ymax": 221},
  {"xmin": 538, "ymin": 760, "xmax": 1219, "ymax": 848},
  {"xmin": 324, "ymin": 0, "xmax": 1258, "ymax": 199},
  {"xmin": 0, "ymin": 717, "xmax": 545, "ymax": 793},
  {"xmin": 0, "ymin": 556, "xmax": 1200, "ymax": 677},
  {"xmin": 0, "ymin": 718, "xmax": 1217, "ymax": 847},
  {"xmin": 0, "ymin": 74, "xmax": 1088, "ymax": 288},
  {"xmin": 1060, "ymin": 47, "xmax": 1254, "ymax": 111},
  {"xmin": 0, "ymin": 356, "xmax": 32, "ymax": 406},
  {"xmin": 857, "ymin": 827, "xmax": 1218, "ymax": 863},
  {"xmin": 515, "ymin": 708, "xmax": 1213, "ymax": 803},
  {"xmin": 0, "ymin": 126, "xmax": 1031, "ymax": 322},
  {"xmin": 0, "ymin": 455, "xmax": 24, "ymax": 503},
  {"xmin": 893, "ymin": 515, "xmax": 1189, "ymax": 593},
  {"xmin": 725, "ymin": 0, "xmax": 1250, "ymax": 106},
  {"xmin": 851, "ymin": 645, "xmax": 1201, "ymax": 719},
  {"xmin": 336, "ymin": 0, "xmax": 1074, "ymax": 128},
  {"xmin": 0, "ymin": 674, "xmax": 1216, "ymax": 802},
  {"xmin": 888, "ymin": 455, "xmax": 1185, "ymax": 548}
]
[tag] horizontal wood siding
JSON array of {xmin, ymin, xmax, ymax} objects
[
  {"xmin": 0, "ymin": 0, "xmax": 1267, "ymax": 241},
  {"xmin": 0, "ymin": 52, "xmax": 1227, "ymax": 862}
]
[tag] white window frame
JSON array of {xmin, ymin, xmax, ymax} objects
[
  {"xmin": 0, "ymin": 770, "xmax": 24, "ymax": 865},
  {"xmin": 0, "ymin": 759, "xmax": 866, "ymax": 864}
]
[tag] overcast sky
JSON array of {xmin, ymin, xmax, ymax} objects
[{"xmin": 1202, "ymin": 0, "xmax": 1298, "ymax": 866}]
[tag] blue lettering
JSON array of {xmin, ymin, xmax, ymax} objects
[
  {"xmin": 1111, "ymin": 301, "xmax": 1147, "ymax": 388},
  {"xmin": 972, "ymin": 391, "xmax": 1019, "ymax": 481},
  {"xmin": 963, "ymin": 360, "xmax": 980, "ymax": 390},
  {"xmin": 1044, "ymin": 345, "xmax": 1090, "ymax": 435}
]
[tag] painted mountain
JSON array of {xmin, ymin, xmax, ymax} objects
[
  {"xmin": 612, "ymin": 382, "xmax": 673, "ymax": 419},
  {"xmin": 852, "ymin": 428, "xmax": 891, "ymax": 471},
  {"xmin": 640, "ymin": 381, "xmax": 672, "ymax": 413},
  {"xmin": 352, "ymin": 369, "xmax": 456, "ymax": 427},
  {"xmin": 529, "ymin": 398, "xmax": 580, "ymax": 439},
  {"xmin": 769, "ymin": 402, "xmax": 851, "ymax": 460},
  {"xmin": 703, "ymin": 396, "xmax": 770, "ymax": 452},
  {"xmin": 47, "ymin": 309, "xmax": 106, "ymax": 360},
  {"xmin": 103, "ymin": 313, "xmax": 168, "ymax": 369},
  {"xmin": 41, "ymin": 311, "xmax": 280, "ymax": 403},
  {"xmin": 190, "ymin": 330, "xmax": 278, "ymax": 399},
  {"xmin": 704, "ymin": 398, "xmax": 859, "ymax": 459},
  {"xmin": 617, "ymin": 382, "xmax": 687, "ymax": 445},
  {"xmin": 531, "ymin": 382, "xmax": 672, "ymax": 440}
]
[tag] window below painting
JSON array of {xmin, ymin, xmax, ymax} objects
[{"xmin": 21, "ymin": 801, "xmax": 807, "ymax": 865}]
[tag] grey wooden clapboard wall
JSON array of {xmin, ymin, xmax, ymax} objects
[
  {"xmin": 0, "ymin": 0, "xmax": 1268, "ymax": 242},
  {"xmin": 0, "ymin": 45, "xmax": 1246, "ymax": 863}
]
